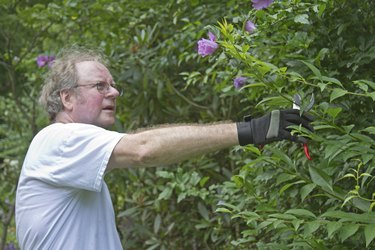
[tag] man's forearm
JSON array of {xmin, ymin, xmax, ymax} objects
[{"xmin": 109, "ymin": 123, "xmax": 239, "ymax": 169}]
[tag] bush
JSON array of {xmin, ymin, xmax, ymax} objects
[{"xmin": 0, "ymin": 0, "xmax": 374, "ymax": 249}]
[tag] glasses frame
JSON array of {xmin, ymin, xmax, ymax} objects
[{"xmin": 73, "ymin": 81, "xmax": 123, "ymax": 96}]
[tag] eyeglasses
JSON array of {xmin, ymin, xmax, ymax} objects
[{"xmin": 73, "ymin": 82, "xmax": 124, "ymax": 96}]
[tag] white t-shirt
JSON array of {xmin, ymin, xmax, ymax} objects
[{"xmin": 16, "ymin": 123, "xmax": 125, "ymax": 250}]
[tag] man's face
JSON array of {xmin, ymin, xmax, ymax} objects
[{"xmin": 69, "ymin": 61, "xmax": 120, "ymax": 128}]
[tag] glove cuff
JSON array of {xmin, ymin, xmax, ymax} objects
[{"xmin": 236, "ymin": 122, "xmax": 253, "ymax": 146}]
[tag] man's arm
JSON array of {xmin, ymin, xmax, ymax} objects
[
  {"xmin": 107, "ymin": 109, "xmax": 313, "ymax": 170},
  {"xmin": 108, "ymin": 123, "xmax": 238, "ymax": 169}
]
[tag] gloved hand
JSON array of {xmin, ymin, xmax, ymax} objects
[{"xmin": 236, "ymin": 109, "xmax": 314, "ymax": 146}]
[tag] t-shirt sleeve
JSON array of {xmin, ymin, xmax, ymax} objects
[{"xmin": 25, "ymin": 123, "xmax": 125, "ymax": 192}]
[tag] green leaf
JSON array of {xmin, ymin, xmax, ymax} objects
[
  {"xmin": 326, "ymin": 107, "xmax": 342, "ymax": 119},
  {"xmin": 258, "ymin": 220, "xmax": 274, "ymax": 230},
  {"xmin": 242, "ymin": 83, "xmax": 267, "ymax": 89},
  {"xmin": 343, "ymin": 124, "xmax": 355, "ymax": 133},
  {"xmin": 304, "ymin": 221, "xmax": 320, "ymax": 235},
  {"xmin": 317, "ymin": 82, "xmax": 327, "ymax": 92},
  {"xmin": 364, "ymin": 224, "xmax": 375, "ymax": 247},
  {"xmin": 216, "ymin": 202, "xmax": 239, "ymax": 212},
  {"xmin": 276, "ymin": 173, "xmax": 296, "ymax": 185},
  {"xmin": 361, "ymin": 126, "xmax": 375, "ymax": 135},
  {"xmin": 309, "ymin": 166, "xmax": 333, "ymax": 192},
  {"xmin": 269, "ymin": 213, "xmax": 297, "ymax": 220},
  {"xmin": 322, "ymin": 211, "xmax": 375, "ymax": 224},
  {"xmin": 279, "ymin": 180, "xmax": 305, "ymax": 195},
  {"xmin": 231, "ymin": 175, "xmax": 244, "ymax": 188},
  {"xmin": 354, "ymin": 81, "xmax": 369, "ymax": 91},
  {"xmin": 117, "ymin": 206, "xmax": 139, "ymax": 217},
  {"xmin": 242, "ymin": 144, "xmax": 262, "ymax": 156},
  {"xmin": 154, "ymin": 214, "xmax": 161, "ymax": 234},
  {"xmin": 370, "ymin": 202, "xmax": 375, "ymax": 212},
  {"xmin": 301, "ymin": 60, "xmax": 322, "ymax": 79},
  {"xmin": 286, "ymin": 209, "xmax": 316, "ymax": 218},
  {"xmin": 215, "ymin": 207, "xmax": 232, "ymax": 214},
  {"xmin": 339, "ymin": 224, "xmax": 359, "ymax": 242},
  {"xmin": 291, "ymin": 219, "xmax": 304, "ymax": 231},
  {"xmin": 340, "ymin": 173, "xmax": 356, "ymax": 180},
  {"xmin": 177, "ymin": 193, "xmax": 186, "ymax": 203},
  {"xmin": 199, "ymin": 176, "xmax": 210, "ymax": 187},
  {"xmin": 342, "ymin": 195, "xmax": 358, "ymax": 207},
  {"xmin": 313, "ymin": 124, "xmax": 336, "ymax": 131},
  {"xmin": 268, "ymin": 147, "xmax": 294, "ymax": 167},
  {"xmin": 324, "ymin": 141, "xmax": 356, "ymax": 161},
  {"xmin": 156, "ymin": 170, "xmax": 174, "ymax": 179},
  {"xmin": 198, "ymin": 202, "xmax": 210, "ymax": 221},
  {"xmin": 300, "ymin": 183, "xmax": 316, "ymax": 201},
  {"xmin": 158, "ymin": 186, "xmax": 173, "ymax": 200},
  {"xmin": 326, "ymin": 221, "xmax": 342, "ymax": 238},
  {"xmin": 256, "ymin": 96, "xmax": 290, "ymax": 108},
  {"xmin": 353, "ymin": 80, "xmax": 375, "ymax": 90},
  {"xmin": 368, "ymin": 92, "xmax": 375, "ymax": 101},
  {"xmin": 330, "ymin": 88, "xmax": 348, "ymax": 102},
  {"xmin": 294, "ymin": 14, "xmax": 309, "ymax": 24},
  {"xmin": 321, "ymin": 76, "xmax": 343, "ymax": 87}
]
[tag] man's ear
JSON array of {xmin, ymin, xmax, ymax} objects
[{"xmin": 60, "ymin": 89, "xmax": 74, "ymax": 111}]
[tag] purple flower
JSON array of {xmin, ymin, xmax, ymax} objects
[
  {"xmin": 197, "ymin": 32, "xmax": 219, "ymax": 57},
  {"xmin": 208, "ymin": 31, "xmax": 216, "ymax": 42},
  {"xmin": 245, "ymin": 20, "xmax": 256, "ymax": 33},
  {"xmin": 251, "ymin": 0, "xmax": 273, "ymax": 10},
  {"xmin": 36, "ymin": 55, "xmax": 55, "ymax": 68},
  {"xmin": 233, "ymin": 77, "xmax": 248, "ymax": 89}
]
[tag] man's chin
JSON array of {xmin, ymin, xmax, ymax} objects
[{"xmin": 97, "ymin": 118, "xmax": 116, "ymax": 129}]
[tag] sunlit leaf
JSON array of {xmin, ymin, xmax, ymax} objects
[{"xmin": 294, "ymin": 14, "xmax": 309, "ymax": 24}]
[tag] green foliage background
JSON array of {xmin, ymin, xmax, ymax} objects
[{"xmin": 1, "ymin": 0, "xmax": 374, "ymax": 249}]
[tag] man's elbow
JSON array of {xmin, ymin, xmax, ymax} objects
[
  {"xmin": 132, "ymin": 146, "xmax": 158, "ymax": 167},
  {"xmin": 110, "ymin": 135, "xmax": 162, "ymax": 168}
]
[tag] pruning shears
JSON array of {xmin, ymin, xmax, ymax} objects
[{"xmin": 293, "ymin": 93, "xmax": 314, "ymax": 160}]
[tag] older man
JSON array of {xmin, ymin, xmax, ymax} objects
[{"xmin": 15, "ymin": 47, "xmax": 313, "ymax": 249}]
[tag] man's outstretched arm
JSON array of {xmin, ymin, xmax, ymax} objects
[
  {"xmin": 108, "ymin": 123, "xmax": 238, "ymax": 169},
  {"xmin": 107, "ymin": 109, "xmax": 314, "ymax": 169}
]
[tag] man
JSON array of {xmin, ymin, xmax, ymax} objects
[{"xmin": 15, "ymin": 47, "xmax": 313, "ymax": 249}]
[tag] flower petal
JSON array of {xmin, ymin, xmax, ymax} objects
[
  {"xmin": 245, "ymin": 20, "xmax": 256, "ymax": 33},
  {"xmin": 252, "ymin": 0, "xmax": 273, "ymax": 10},
  {"xmin": 197, "ymin": 38, "xmax": 219, "ymax": 57},
  {"xmin": 233, "ymin": 77, "xmax": 248, "ymax": 89},
  {"xmin": 208, "ymin": 31, "xmax": 216, "ymax": 42}
]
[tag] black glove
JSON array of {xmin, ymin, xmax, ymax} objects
[{"xmin": 236, "ymin": 109, "xmax": 314, "ymax": 146}]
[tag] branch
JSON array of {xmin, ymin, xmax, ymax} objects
[{"xmin": 171, "ymin": 84, "xmax": 210, "ymax": 110}]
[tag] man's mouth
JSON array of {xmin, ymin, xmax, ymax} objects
[{"xmin": 103, "ymin": 106, "xmax": 115, "ymax": 111}]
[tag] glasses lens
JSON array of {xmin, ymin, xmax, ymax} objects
[{"xmin": 96, "ymin": 82, "xmax": 107, "ymax": 94}]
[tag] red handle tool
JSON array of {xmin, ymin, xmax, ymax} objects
[{"xmin": 293, "ymin": 94, "xmax": 314, "ymax": 160}]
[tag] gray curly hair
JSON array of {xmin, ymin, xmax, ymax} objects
[{"xmin": 39, "ymin": 46, "xmax": 109, "ymax": 121}]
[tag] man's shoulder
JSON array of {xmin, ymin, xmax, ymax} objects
[{"xmin": 37, "ymin": 123, "xmax": 106, "ymax": 136}]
